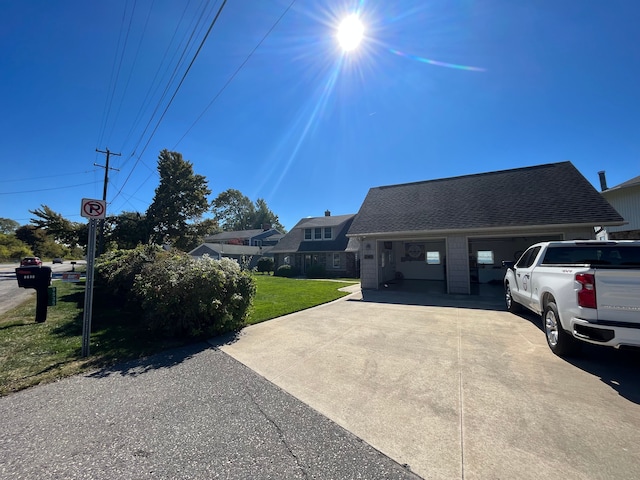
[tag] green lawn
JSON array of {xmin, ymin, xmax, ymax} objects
[
  {"xmin": 248, "ymin": 275, "xmax": 356, "ymax": 324},
  {"xmin": 0, "ymin": 275, "xmax": 358, "ymax": 395}
]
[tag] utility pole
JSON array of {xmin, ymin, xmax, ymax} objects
[{"xmin": 95, "ymin": 148, "xmax": 120, "ymax": 255}]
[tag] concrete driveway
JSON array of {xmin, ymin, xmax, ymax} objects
[{"xmin": 220, "ymin": 287, "xmax": 640, "ymax": 480}]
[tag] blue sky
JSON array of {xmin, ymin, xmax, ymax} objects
[{"xmin": 1, "ymin": 0, "xmax": 638, "ymax": 231}]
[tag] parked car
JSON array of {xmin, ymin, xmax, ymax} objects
[
  {"xmin": 53, "ymin": 257, "xmax": 64, "ymax": 264},
  {"xmin": 20, "ymin": 256, "xmax": 42, "ymax": 266}
]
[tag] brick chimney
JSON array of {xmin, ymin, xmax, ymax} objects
[
  {"xmin": 598, "ymin": 171, "xmax": 608, "ymax": 191},
  {"xmin": 262, "ymin": 223, "xmax": 271, "ymax": 231},
  {"xmin": 325, "ymin": 210, "xmax": 331, "ymax": 216}
]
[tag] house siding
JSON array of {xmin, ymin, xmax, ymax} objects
[{"xmin": 603, "ymin": 186, "xmax": 640, "ymax": 234}]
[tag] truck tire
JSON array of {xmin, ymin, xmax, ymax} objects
[
  {"xmin": 505, "ymin": 283, "xmax": 521, "ymax": 313},
  {"xmin": 543, "ymin": 301, "xmax": 581, "ymax": 357}
]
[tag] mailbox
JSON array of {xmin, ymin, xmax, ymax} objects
[
  {"xmin": 15, "ymin": 266, "xmax": 53, "ymax": 323},
  {"xmin": 16, "ymin": 266, "xmax": 52, "ymax": 288}
]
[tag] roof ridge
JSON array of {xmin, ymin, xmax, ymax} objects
[{"xmin": 375, "ymin": 161, "xmax": 572, "ymax": 190}]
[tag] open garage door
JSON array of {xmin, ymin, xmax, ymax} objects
[{"xmin": 468, "ymin": 235, "xmax": 561, "ymax": 284}]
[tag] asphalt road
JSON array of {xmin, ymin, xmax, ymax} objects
[
  {"xmin": 0, "ymin": 343, "xmax": 420, "ymax": 480},
  {"xmin": 0, "ymin": 262, "xmax": 81, "ymax": 315}
]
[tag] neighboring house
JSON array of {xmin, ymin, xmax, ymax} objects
[
  {"xmin": 347, "ymin": 162, "xmax": 625, "ymax": 294},
  {"xmin": 270, "ymin": 211, "xmax": 360, "ymax": 277},
  {"xmin": 204, "ymin": 226, "xmax": 282, "ymax": 247},
  {"xmin": 189, "ymin": 243, "xmax": 271, "ymax": 269},
  {"xmin": 596, "ymin": 171, "xmax": 640, "ymax": 240}
]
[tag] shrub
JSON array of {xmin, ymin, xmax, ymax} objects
[
  {"xmin": 95, "ymin": 244, "xmax": 163, "ymax": 307},
  {"xmin": 256, "ymin": 257, "xmax": 275, "ymax": 274},
  {"xmin": 305, "ymin": 264, "xmax": 326, "ymax": 279},
  {"xmin": 275, "ymin": 264, "xmax": 300, "ymax": 278},
  {"xmin": 133, "ymin": 254, "xmax": 256, "ymax": 338}
]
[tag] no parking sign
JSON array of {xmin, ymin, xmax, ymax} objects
[
  {"xmin": 80, "ymin": 198, "xmax": 106, "ymax": 219},
  {"xmin": 79, "ymin": 198, "xmax": 106, "ymax": 357}
]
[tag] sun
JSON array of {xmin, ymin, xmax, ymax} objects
[{"xmin": 336, "ymin": 14, "xmax": 364, "ymax": 51}]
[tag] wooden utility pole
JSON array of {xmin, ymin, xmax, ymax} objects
[{"xmin": 95, "ymin": 148, "xmax": 120, "ymax": 255}]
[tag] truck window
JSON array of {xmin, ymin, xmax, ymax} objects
[
  {"xmin": 542, "ymin": 245, "xmax": 640, "ymax": 266},
  {"xmin": 515, "ymin": 246, "xmax": 540, "ymax": 268}
]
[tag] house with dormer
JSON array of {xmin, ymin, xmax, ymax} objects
[{"xmin": 270, "ymin": 211, "xmax": 360, "ymax": 277}]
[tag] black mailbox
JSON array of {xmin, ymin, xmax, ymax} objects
[
  {"xmin": 15, "ymin": 266, "xmax": 53, "ymax": 323},
  {"xmin": 16, "ymin": 266, "xmax": 52, "ymax": 288}
]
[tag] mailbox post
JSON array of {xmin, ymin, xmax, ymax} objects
[{"xmin": 15, "ymin": 266, "xmax": 52, "ymax": 323}]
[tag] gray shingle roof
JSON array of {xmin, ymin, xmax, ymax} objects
[
  {"xmin": 270, "ymin": 214, "xmax": 356, "ymax": 254},
  {"xmin": 607, "ymin": 174, "xmax": 640, "ymax": 191},
  {"xmin": 189, "ymin": 243, "xmax": 270, "ymax": 256},
  {"xmin": 348, "ymin": 162, "xmax": 624, "ymax": 236}
]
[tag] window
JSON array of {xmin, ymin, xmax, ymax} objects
[
  {"xmin": 304, "ymin": 229, "xmax": 311, "ymax": 240},
  {"xmin": 284, "ymin": 255, "xmax": 290, "ymax": 265},
  {"xmin": 515, "ymin": 246, "xmax": 540, "ymax": 268},
  {"xmin": 477, "ymin": 250, "xmax": 494, "ymax": 265},
  {"xmin": 426, "ymin": 251, "xmax": 441, "ymax": 265},
  {"xmin": 324, "ymin": 227, "xmax": 332, "ymax": 239},
  {"xmin": 333, "ymin": 253, "xmax": 341, "ymax": 268},
  {"xmin": 314, "ymin": 228, "xmax": 322, "ymax": 240}
]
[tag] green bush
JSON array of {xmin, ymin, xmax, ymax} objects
[
  {"xmin": 305, "ymin": 264, "xmax": 327, "ymax": 279},
  {"xmin": 133, "ymin": 254, "xmax": 256, "ymax": 338},
  {"xmin": 275, "ymin": 264, "xmax": 299, "ymax": 278},
  {"xmin": 256, "ymin": 257, "xmax": 275, "ymax": 274},
  {"xmin": 95, "ymin": 244, "xmax": 163, "ymax": 307}
]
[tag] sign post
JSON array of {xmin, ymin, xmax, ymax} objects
[{"xmin": 80, "ymin": 198, "xmax": 106, "ymax": 357}]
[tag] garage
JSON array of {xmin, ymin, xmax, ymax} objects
[
  {"xmin": 348, "ymin": 162, "xmax": 625, "ymax": 295},
  {"xmin": 468, "ymin": 235, "xmax": 561, "ymax": 285}
]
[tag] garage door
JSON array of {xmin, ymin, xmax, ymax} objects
[{"xmin": 468, "ymin": 235, "xmax": 561, "ymax": 284}]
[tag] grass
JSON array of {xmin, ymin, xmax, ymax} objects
[
  {"xmin": 0, "ymin": 275, "xmax": 358, "ymax": 396},
  {"xmin": 248, "ymin": 275, "xmax": 357, "ymax": 324}
]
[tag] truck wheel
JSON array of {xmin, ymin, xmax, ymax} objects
[
  {"xmin": 543, "ymin": 301, "xmax": 581, "ymax": 357},
  {"xmin": 505, "ymin": 283, "xmax": 521, "ymax": 313}
]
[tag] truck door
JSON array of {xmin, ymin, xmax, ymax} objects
[{"xmin": 511, "ymin": 246, "xmax": 541, "ymax": 308}]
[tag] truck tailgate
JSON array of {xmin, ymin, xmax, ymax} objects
[{"xmin": 596, "ymin": 269, "xmax": 640, "ymax": 325}]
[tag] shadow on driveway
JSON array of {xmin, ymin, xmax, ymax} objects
[
  {"xmin": 357, "ymin": 286, "xmax": 505, "ymax": 311},
  {"xmin": 507, "ymin": 307, "xmax": 640, "ymax": 404}
]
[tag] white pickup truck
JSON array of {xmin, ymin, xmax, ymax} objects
[{"xmin": 503, "ymin": 240, "xmax": 640, "ymax": 356}]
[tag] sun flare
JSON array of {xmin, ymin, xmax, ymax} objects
[{"xmin": 336, "ymin": 14, "xmax": 364, "ymax": 51}]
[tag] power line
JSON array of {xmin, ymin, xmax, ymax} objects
[
  {"xmin": 117, "ymin": 0, "xmax": 195, "ymax": 157},
  {"xmin": 0, "ymin": 170, "xmax": 98, "ymax": 183},
  {"xmin": 122, "ymin": 0, "xmax": 215, "ymax": 163},
  {"xmin": 110, "ymin": 0, "xmax": 229, "ymax": 206},
  {"xmin": 0, "ymin": 181, "xmax": 100, "ymax": 195},
  {"xmin": 96, "ymin": 1, "xmax": 133, "ymax": 149},
  {"xmin": 173, "ymin": 0, "xmax": 298, "ymax": 149}
]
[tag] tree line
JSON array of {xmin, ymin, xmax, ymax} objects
[{"xmin": 0, "ymin": 149, "xmax": 285, "ymax": 260}]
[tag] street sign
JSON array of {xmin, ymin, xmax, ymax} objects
[
  {"xmin": 80, "ymin": 198, "xmax": 106, "ymax": 219},
  {"xmin": 62, "ymin": 272, "xmax": 81, "ymax": 282}
]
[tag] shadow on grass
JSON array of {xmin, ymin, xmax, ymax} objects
[{"xmin": 0, "ymin": 320, "xmax": 33, "ymax": 330}]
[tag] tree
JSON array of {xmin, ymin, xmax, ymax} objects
[
  {"xmin": 106, "ymin": 211, "xmax": 149, "ymax": 250},
  {"xmin": 212, "ymin": 189, "xmax": 255, "ymax": 231},
  {"xmin": 14, "ymin": 225, "xmax": 67, "ymax": 258},
  {"xmin": 253, "ymin": 198, "xmax": 286, "ymax": 232},
  {"xmin": 146, "ymin": 150, "xmax": 212, "ymax": 247},
  {"xmin": 212, "ymin": 189, "xmax": 286, "ymax": 232},
  {"xmin": 0, "ymin": 218, "xmax": 19, "ymax": 234},
  {"xmin": 29, "ymin": 205, "xmax": 82, "ymax": 247},
  {"xmin": 0, "ymin": 233, "xmax": 32, "ymax": 260}
]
